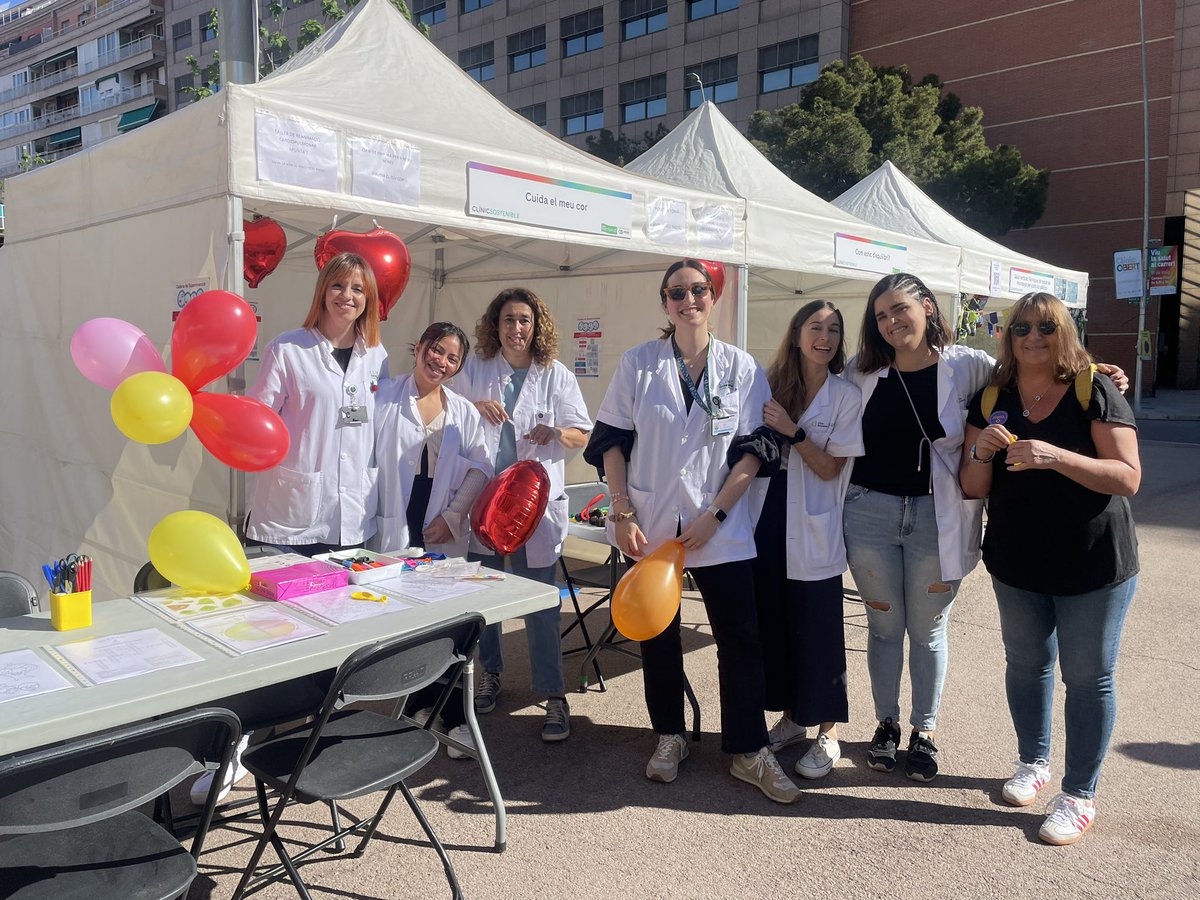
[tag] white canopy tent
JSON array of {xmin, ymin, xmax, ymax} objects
[
  {"xmin": 0, "ymin": 0, "xmax": 749, "ymax": 595},
  {"xmin": 625, "ymin": 102, "xmax": 964, "ymax": 362},
  {"xmin": 834, "ymin": 160, "xmax": 1088, "ymax": 308}
]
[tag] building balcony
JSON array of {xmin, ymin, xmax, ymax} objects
[
  {"xmin": 0, "ymin": 0, "xmax": 164, "ymax": 65},
  {"xmin": 0, "ymin": 34, "xmax": 165, "ymax": 107},
  {"xmin": 0, "ymin": 143, "xmax": 83, "ymax": 179},
  {"xmin": 0, "ymin": 78, "xmax": 165, "ymax": 142}
]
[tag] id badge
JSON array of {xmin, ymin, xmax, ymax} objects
[
  {"xmin": 339, "ymin": 404, "xmax": 368, "ymax": 425},
  {"xmin": 711, "ymin": 415, "xmax": 734, "ymax": 437}
]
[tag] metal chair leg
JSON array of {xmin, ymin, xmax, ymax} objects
[
  {"xmin": 462, "ymin": 659, "xmax": 506, "ymax": 851},
  {"xmin": 398, "ymin": 781, "xmax": 463, "ymax": 899}
]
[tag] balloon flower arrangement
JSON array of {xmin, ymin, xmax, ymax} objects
[{"xmin": 70, "ymin": 290, "xmax": 290, "ymax": 593}]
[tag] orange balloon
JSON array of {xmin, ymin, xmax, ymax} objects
[{"xmin": 612, "ymin": 541, "xmax": 685, "ymax": 641}]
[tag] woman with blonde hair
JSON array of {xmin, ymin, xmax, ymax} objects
[{"xmin": 961, "ymin": 292, "xmax": 1139, "ymax": 845}]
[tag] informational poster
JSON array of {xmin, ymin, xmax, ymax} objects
[
  {"xmin": 694, "ymin": 204, "xmax": 735, "ymax": 249},
  {"xmin": 0, "ymin": 648, "xmax": 74, "ymax": 704},
  {"xmin": 350, "ymin": 136, "xmax": 420, "ymax": 207},
  {"xmin": 834, "ymin": 232, "xmax": 909, "ymax": 275},
  {"xmin": 573, "ymin": 316, "xmax": 601, "ymax": 378},
  {"xmin": 52, "ymin": 628, "xmax": 204, "ymax": 684},
  {"xmin": 1113, "ymin": 249, "xmax": 1143, "ymax": 300},
  {"xmin": 172, "ymin": 278, "xmax": 210, "ymax": 321},
  {"xmin": 646, "ymin": 197, "xmax": 687, "ymax": 245},
  {"xmin": 989, "ymin": 261, "xmax": 1003, "ymax": 295},
  {"xmin": 1053, "ymin": 276, "xmax": 1081, "ymax": 306},
  {"xmin": 255, "ymin": 111, "xmax": 339, "ymax": 192},
  {"xmin": 1149, "ymin": 246, "xmax": 1179, "ymax": 296},
  {"xmin": 467, "ymin": 161, "xmax": 632, "ymax": 238},
  {"xmin": 1008, "ymin": 266, "xmax": 1056, "ymax": 296},
  {"xmin": 185, "ymin": 606, "xmax": 325, "ymax": 655}
]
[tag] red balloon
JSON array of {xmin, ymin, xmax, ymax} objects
[
  {"xmin": 243, "ymin": 217, "xmax": 286, "ymax": 289},
  {"xmin": 190, "ymin": 393, "xmax": 290, "ymax": 472},
  {"xmin": 470, "ymin": 460, "xmax": 550, "ymax": 555},
  {"xmin": 314, "ymin": 227, "xmax": 411, "ymax": 322},
  {"xmin": 698, "ymin": 259, "xmax": 726, "ymax": 300},
  {"xmin": 171, "ymin": 290, "xmax": 259, "ymax": 392}
]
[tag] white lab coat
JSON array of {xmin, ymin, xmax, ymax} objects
[
  {"xmin": 246, "ymin": 328, "xmax": 388, "ymax": 546},
  {"xmin": 748, "ymin": 374, "xmax": 864, "ymax": 582},
  {"xmin": 845, "ymin": 344, "xmax": 994, "ymax": 582},
  {"xmin": 596, "ymin": 337, "xmax": 770, "ymax": 568},
  {"xmin": 372, "ymin": 374, "xmax": 492, "ymax": 558},
  {"xmin": 454, "ymin": 355, "xmax": 592, "ymax": 568}
]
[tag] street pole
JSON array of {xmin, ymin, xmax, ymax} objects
[
  {"xmin": 220, "ymin": 1, "xmax": 259, "ymax": 89},
  {"xmin": 1135, "ymin": 0, "xmax": 1150, "ymax": 413}
]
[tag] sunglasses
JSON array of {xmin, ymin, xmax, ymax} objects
[
  {"xmin": 662, "ymin": 283, "xmax": 711, "ymax": 302},
  {"xmin": 1010, "ymin": 320, "xmax": 1058, "ymax": 337}
]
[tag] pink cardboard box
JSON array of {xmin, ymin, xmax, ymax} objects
[{"xmin": 250, "ymin": 560, "xmax": 349, "ymax": 601}]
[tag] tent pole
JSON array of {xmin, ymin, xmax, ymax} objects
[
  {"xmin": 736, "ymin": 263, "xmax": 748, "ymax": 350},
  {"xmin": 226, "ymin": 195, "xmax": 247, "ymax": 536}
]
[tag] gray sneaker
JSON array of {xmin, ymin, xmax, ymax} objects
[
  {"xmin": 542, "ymin": 697, "xmax": 570, "ymax": 742},
  {"xmin": 730, "ymin": 746, "xmax": 801, "ymax": 804},
  {"xmin": 767, "ymin": 713, "xmax": 807, "ymax": 752},
  {"xmin": 475, "ymin": 672, "xmax": 501, "ymax": 714},
  {"xmin": 646, "ymin": 733, "xmax": 689, "ymax": 783}
]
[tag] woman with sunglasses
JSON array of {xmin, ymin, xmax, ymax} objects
[
  {"xmin": 583, "ymin": 259, "xmax": 800, "ymax": 803},
  {"xmin": 961, "ymin": 292, "xmax": 1139, "ymax": 846},
  {"xmin": 751, "ymin": 300, "xmax": 863, "ymax": 781}
]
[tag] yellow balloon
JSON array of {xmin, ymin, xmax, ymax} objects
[
  {"xmin": 612, "ymin": 540, "xmax": 685, "ymax": 641},
  {"xmin": 148, "ymin": 510, "xmax": 250, "ymax": 593},
  {"xmin": 111, "ymin": 371, "xmax": 193, "ymax": 444}
]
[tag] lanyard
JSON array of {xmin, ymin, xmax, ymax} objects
[{"xmin": 671, "ymin": 337, "xmax": 726, "ymax": 419}]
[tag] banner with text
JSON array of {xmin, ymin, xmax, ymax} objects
[
  {"xmin": 834, "ymin": 232, "xmax": 908, "ymax": 276},
  {"xmin": 1008, "ymin": 266, "xmax": 1056, "ymax": 296},
  {"xmin": 1112, "ymin": 249, "xmax": 1143, "ymax": 300},
  {"xmin": 1149, "ymin": 246, "xmax": 1179, "ymax": 296},
  {"xmin": 467, "ymin": 162, "xmax": 632, "ymax": 238},
  {"xmin": 255, "ymin": 112, "xmax": 339, "ymax": 192}
]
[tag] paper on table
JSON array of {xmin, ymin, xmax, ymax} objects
[
  {"xmin": 429, "ymin": 560, "xmax": 482, "ymax": 578},
  {"xmin": 185, "ymin": 606, "xmax": 326, "ymax": 655},
  {"xmin": 284, "ymin": 587, "xmax": 413, "ymax": 626},
  {"xmin": 375, "ymin": 574, "xmax": 489, "ymax": 605},
  {"xmin": 247, "ymin": 552, "xmax": 313, "ymax": 572},
  {"xmin": 53, "ymin": 628, "xmax": 205, "ymax": 685},
  {"xmin": 138, "ymin": 589, "xmax": 263, "ymax": 621},
  {"xmin": 0, "ymin": 648, "xmax": 74, "ymax": 703}
]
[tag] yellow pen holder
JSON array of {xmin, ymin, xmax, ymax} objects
[{"xmin": 50, "ymin": 590, "xmax": 92, "ymax": 631}]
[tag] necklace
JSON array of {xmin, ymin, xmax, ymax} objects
[{"xmin": 1018, "ymin": 380, "xmax": 1055, "ymax": 418}]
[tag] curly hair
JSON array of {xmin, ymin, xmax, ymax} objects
[{"xmin": 473, "ymin": 287, "xmax": 560, "ymax": 365}]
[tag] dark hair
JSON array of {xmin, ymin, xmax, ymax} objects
[
  {"xmin": 990, "ymin": 292, "xmax": 1093, "ymax": 389},
  {"xmin": 474, "ymin": 287, "xmax": 560, "ymax": 364},
  {"xmin": 856, "ymin": 272, "xmax": 952, "ymax": 373},
  {"xmin": 302, "ymin": 252, "xmax": 382, "ymax": 347},
  {"xmin": 766, "ymin": 300, "xmax": 846, "ymax": 419},
  {"xmin": 657, "ymin": 258, "xmax": 714, "ymax": 339},
  {"xmin": 412, "ymin": 322, "xmax": 470, "ymax": 375}
]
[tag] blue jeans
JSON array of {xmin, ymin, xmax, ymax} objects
[
  {"xmin": 472, "ymin": 548, "xmax": 565, "ymax": 696},
  {"xmin": 993, "ymin": 575, "xmax": 1136, "ymax": 799},
  {"xmin": 843, "ymin": 486, "xmax": 960, "ymax": 732}
]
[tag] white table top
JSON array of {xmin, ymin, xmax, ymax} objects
[
  {"xmin": 0, "ymin": 574, "xmax": 557, "ymax": 757},
  {"xmin": 567, "ymin": 521, "xmax": 611, "ymax": 545}
]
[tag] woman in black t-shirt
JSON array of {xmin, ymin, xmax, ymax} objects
[{"xmin": 961, "ymin": 292, "xmax": 1140, "ymax": 848}]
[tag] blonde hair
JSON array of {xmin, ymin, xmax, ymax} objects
[
  {"xmin": 990, "ymin": 292, "xmax": 1093, "ymax": 388},
  {"xmin": 302, "ymin": 252, "xmax": 382, "ymax": 347}
]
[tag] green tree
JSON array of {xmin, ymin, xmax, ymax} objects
[
  {"xmin": 749, "ymin": 55, "xmax": 1048, "ymax": 236},
  {"xmin": 182, "ymin": 7, "xmax": 220, "ymax": 101},
  {"xmin": 585, "ymin": 124, "xmax": 670, "ymax": 167}
]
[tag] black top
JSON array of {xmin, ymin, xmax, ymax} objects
[
  {"xmin": 966, "ymin": 374, "xmax": 1139, "ymax": 595},
  {"xmin": 851, "ymin": 363, "xmax": 945, "ymax": 497},
  {"xmin": 331, "ymin": 346, "xmax": 353, "ymax": 373}
]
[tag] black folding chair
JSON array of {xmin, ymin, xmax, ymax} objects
[
  {"xmin": 0, "ymin": 570, "xmax": 38, "ymax": 617},
  {"xmin": 0, "ymin": 706, "xmax": 241, "ymax": 900},
  {"xmin": 231, "ymin": 612, "xmax": 486, "ymax": 900}
]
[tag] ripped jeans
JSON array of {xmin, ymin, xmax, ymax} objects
[{"xmin": 843, "ymin": 485, "xmax": 960, "ymax": 732}]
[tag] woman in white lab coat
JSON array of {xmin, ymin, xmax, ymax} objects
[
  {"xmin": 455, "ymin": 288, "xmax": 592, "ymax": 743},
  {"xmin": 246, "ymin": 252, "xmax": 389, "ymax": 556},
  {"xmin": 583, "ymin": 259, "xmax": 800, "ymax": 804},
  {"xmin": 750, "ymin": 300, "xmax": 863, "ymax": 781}
]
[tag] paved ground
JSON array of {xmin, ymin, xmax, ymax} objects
[{"xmin": 186, "ymin": 436, "xmax": 1199, "ymax": 900}]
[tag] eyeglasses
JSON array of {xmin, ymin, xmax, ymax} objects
[
  {"xmin": 1009, "ymin": 320, "xmax": 1058, "ymax": 337},
  {"xmin": 662, "ymin": 284, "xmax": 711, "ymax": 302}
]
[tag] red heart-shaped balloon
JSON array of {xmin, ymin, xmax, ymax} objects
[
  {"xmin": 697, "ymin": 259, "xmax": 726, "ymax": 300},
  {"xmin": 470, "ymin": 460, "xmax": 550, "ymax": 556},
  {"xmin": 314, "ymin": 227, "xmax": 411, "ymax": 322},
  {"xmin": 243, "ymin": 217, "xmax": 286, "ymax": 289}
]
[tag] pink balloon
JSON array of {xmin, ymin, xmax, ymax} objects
[{"xmin": 70, "ymin": 318, "xmax": 167, "ymax": 391}]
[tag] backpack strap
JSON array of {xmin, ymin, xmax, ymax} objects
[
  {"xmin": 981, "ymin": 385, "xmax": 999, "ymax": 421},
  {"xmin": 1074, "ymin": 364, "xmax": 1097, "ymax": 411}
]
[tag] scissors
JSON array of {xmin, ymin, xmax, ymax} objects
[{"xmin": 52, "ymin": 554, "xmax": 83, "ymax": 593}]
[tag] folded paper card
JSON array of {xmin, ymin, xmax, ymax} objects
[{"xmin": 249, "ymin": 560, "xmax": 348, "ymax": 601}]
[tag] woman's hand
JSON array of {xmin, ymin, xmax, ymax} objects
[
  {"xmin": 614, "ymin": 518, "xmax": 648, "ymax": 558},
  {"xmin": 762, "ymin": 398, "xmax": 798, "ymax": 439},
  {"xmin": 474, "ymin": 400, "xmax": 508, "ymax": 426},
  {"xmin": 523, "ymin": 424, "xmax": 561, "ymax": 446},
  {"xmin": 974, "ymin": 423, "xmax": 1016, "ymax": 459},
  {"xmin": 422, "ymin": 516, "xmax": 453, "ymax": 545},
  {"xmin": 1005, "ymin": 439, "xmax": 1063, "ymax": 471},
  {"xmin": 1096, "ymin": 363, "xmax": 1129, "ymax": 394},
  {"xmin": 678, "ymin": 511, "xmax": 718, "ymax": 551}
]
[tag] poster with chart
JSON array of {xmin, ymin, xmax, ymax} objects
[
  {"xmin": 52, "ymin": 628, "xmax": 204, "ymax": 685},
  {"xmin": 185, "ymin": 606, "xmax": 326, "ymax": 655}
]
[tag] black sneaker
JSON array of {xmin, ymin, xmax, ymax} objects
[
  {"xmin": 866, "ymin": 718, "xmax": 902, "ymax": 773},
  {"xmin": 905, "ymin": 730, "xmax": 939, "ymax": 782}
]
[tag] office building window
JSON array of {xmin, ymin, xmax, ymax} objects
[
  {"xmin": 759, "ymin": 35, "xmax": 819, "ymax": 93},
  {"xmin": 199, "ymin": 11, "xmax": 217, "ymax": 43},
  {"xmin": 518, "ymin": 102, "xmax": 547, "ymax": 127},
  {"xmin": 620, "ymin": 0, "xmax": 667, "ymax": 40},
  {"xmin": 174, "ymin": 73, "xmax": 194, "ymax": 106},
  {"xmin": 687, "ymin": 0, "xmax": 738, "ymax": 21},
  {"xmin": 686, "ymin": 56, "xmax": 738, "ymax": 107},
  {"xmin": 562, "ymin": 89, "xmax": 603, "ymax": 136},
  {"xmin": 172, "ymin": 20, "xmax": 192, "ymax": 52},
  {"xmin": 412, "ymin": 0, "xmax": 446, "ymax": 27},
  {"xmin": 459, "ymin": 43, "xmax": 494, "ymax": 82},
  {"xmin": 620, "ymin": 74, "xmax": 666, "ymax": 124},
  {"xmin": 461, "ymin": 0, "xmax": 495, "ymax": 12},
  {"xmin": 562, "ymin": 8, "xmax": 603, "ymax": 57},
  {"xmin": 508, "ymin": 26, "xmax": 546, "ymax": 73}
]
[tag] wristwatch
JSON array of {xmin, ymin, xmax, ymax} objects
[
  {"xmin": 789, "ymin": 427, "xmax": 807, "ymax": 445},
  {"xmin": 706, "ymin": 503, "xmax": 727, "ymax": 523}
]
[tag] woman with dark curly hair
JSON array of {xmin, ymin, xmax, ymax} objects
[{"xmin": 454, "ymin": 287, "xmax": 591, "ymax": 744}]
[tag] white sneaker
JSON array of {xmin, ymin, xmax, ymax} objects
[
  {"xmin": 446, "ymin": 723, "xmax": 476, "ymax": 760},
  {"xmin": 730, "ymin": 747, "xmax": 801, "ymax": 804},
  {"xmin": 646, "ymin": 733, "xmax": 689, "ymax": 783},
  {"xmin": 191, "ymin": 733, "xmax": 251, "ymax": 805},
  {"xmin": 795, "ymin": 733, "xmax": 841, "ymax": 780},
  {"xmin": 767, "ymin": 713, "xmax": 807, "ymax": 752},
  {"xmin": 1038, "ymin": 792, "xmax": 1096, "ymax": 846},
  {"xmin": 1002, "ymin": 760, "xmax": 1052, "ymax": 807}
]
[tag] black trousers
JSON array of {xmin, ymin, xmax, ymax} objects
[
  {"xmin": 641, "ymin": 557, "xmax": 769, "ymax": 754},
  {"xmin": 752, "ymin": 472, "xmax": 849, "ymax": 725}
]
